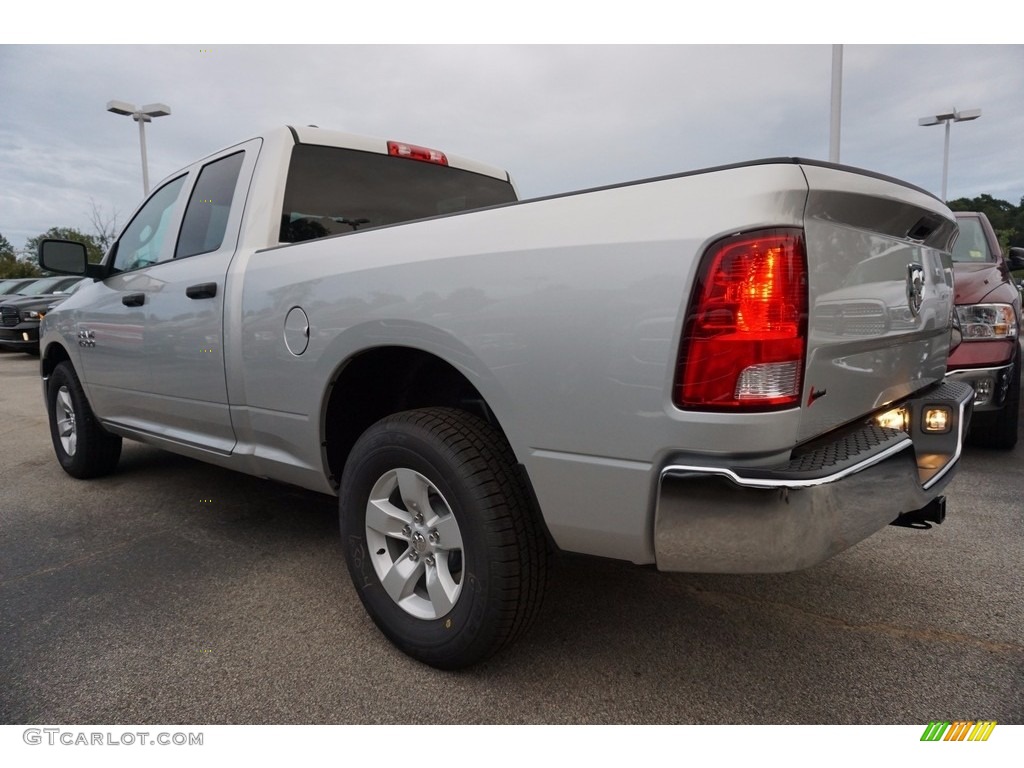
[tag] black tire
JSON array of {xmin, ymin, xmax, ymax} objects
[
  {"xmin": 46, "ymin": 361, "xmax": 122, "ymax": 478},
  {"xmin": 968, "ymin": 354, "xmax": 1020, "ymax": 450},
  {"xmin": 339, "ymin": 407, "xmax": 549, "ymax": 669}
]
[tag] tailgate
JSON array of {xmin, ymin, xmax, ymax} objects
[{"xmin": 798, "ymin": 164, "xmax": 958, "ymax": 442}]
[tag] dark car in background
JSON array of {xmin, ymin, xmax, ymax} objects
[
  {"xmin": 946, "ymin": 212, "xmax": 1024, "ymax": 449},
  {"xmin": 0, "ymin": 277, "xmax": 86, "ymax": 355}
]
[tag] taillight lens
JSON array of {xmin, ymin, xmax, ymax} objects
[
  {"xmin": 387, "ymin": 140, "xmax": 448, "ymax": 166},
  {"xmin": 674, "ymin": 228, "xmax": 808, "ymax": 410}
]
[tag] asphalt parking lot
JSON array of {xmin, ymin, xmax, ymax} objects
[{"xmin": 1, "ymin": 350, "xmax": 1021, "ymax": 725}]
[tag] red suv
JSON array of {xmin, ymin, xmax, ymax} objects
[{"xmin": 946, "ymin": 212, "xmax": 1024, "ymax": 449}]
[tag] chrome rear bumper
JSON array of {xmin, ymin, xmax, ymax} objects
[{"xmin": 654, "ymin": 379, "xmax": 973, "ymax": 573}]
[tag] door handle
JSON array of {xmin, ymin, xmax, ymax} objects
[
  {"xmin": 186, "ymin": 282, "xmax": 218, "ymax": 300},
  {"xmin": 122, "ymin": 293, "xmax": 145, "ymax": 307}
]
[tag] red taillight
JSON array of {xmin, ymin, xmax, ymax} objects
[
  {"xmin": 387, "ymin": 140, "xmax": 448, "ymax": 166},
  {"xmin": 674, "ymin": 228, "xmax": 807, "ymax": 411}
]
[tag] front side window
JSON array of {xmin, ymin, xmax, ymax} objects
[
  {"xmin": 113, "ymin": 176, "xmax": 187, "ymax": 272},
  {"xmin": 175, "ymin": 151, "xmax": 245, "ymax": 259},
  {"xmin": 279, "ymin": 144, "xmax": 516, "ymax": 243}
]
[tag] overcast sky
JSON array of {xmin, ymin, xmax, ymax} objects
[{"xmin": 2, "ymin": 42, "xmax": 1022, "ymax": 251}]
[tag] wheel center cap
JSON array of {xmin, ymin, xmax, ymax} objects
[{"xmin": 412, "ymin": 532, "xmax": 428, "ymax": 553}]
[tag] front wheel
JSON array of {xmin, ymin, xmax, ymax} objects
[
  {"xmin": 339, "ymin": 408, "xmax": 549, "ymax": 669},
  {"xmin": 46, "ymin": 361, "xmax": 122, "ymax": 478}
]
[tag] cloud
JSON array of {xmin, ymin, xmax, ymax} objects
[{"xmin": 1, "ymin": 44, "xmax": 1022, "ymax": 249}]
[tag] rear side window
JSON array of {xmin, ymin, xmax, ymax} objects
[
  {"xmin": 280, "ymin": 144, "xmax": 516, "ymax": 243},
  {"xmin": 176, "ymin": 151, "xmax": 245, "ymax": 259}
]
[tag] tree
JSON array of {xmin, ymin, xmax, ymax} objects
[
  {"xmin": 948, "ymin": 194, "xmax": 1023, "ymax": 250},
  {"xmin": 0, "ymin": 232, "xmax": 42, "ymax": 278},
  {"xmin": 88, "ymin": 197, "xmax": 120, "ymax": 252},
  {"xmin": 25, "ymin": 227, "xmax": 106, "ymax": 265}
]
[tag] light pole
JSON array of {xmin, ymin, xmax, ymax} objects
[
  {"xmin": 918, "ymin": 107, "xmax": 981, "ymax": 201},
  {"xmin": 829, "ymin": 44, "xmax": 843, "ymax": 164},
  {"xmin": 106, "ymin": 100, "xmax": 172, "ymax": 196}
]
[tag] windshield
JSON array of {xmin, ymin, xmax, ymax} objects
[
  {"xmin": 952, "ymin": 218, "xmax": 995, "ymax": 263},
  {"xmin": 52, "ymin": 279, "xmax": 86, "ymax": 295},
  {"xmin": 0, "ymin": 280, "xmax": 33, "ymax": 295},
  {"xmin": 16, "ymin": 277, "xmax": 77, "ymax": 295}
]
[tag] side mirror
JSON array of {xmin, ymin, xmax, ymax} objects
[
  {"xmin": 38, "ymin": 239, "xmax": 88, "ymax": 275},
  {"xmin": 1007, "ymin": 247, "xmax": 1024, "ymax": 271}
]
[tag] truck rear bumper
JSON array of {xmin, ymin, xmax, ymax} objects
[{"xmin": 653, "ymin": 379, "xmax": 973, "ymax": 573}]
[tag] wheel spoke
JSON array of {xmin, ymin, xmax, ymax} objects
[
  {"xmin": 431, "ymin": 515, "xmax": 463, "ymax": 552},
  {"xmin": 380, "ymin": 554, "xmax": 424, "ymax": 604},
  {"xmin": 365, "ymin": 497, "xmax": 412, "ymax": 538},
  {"xmin": 57, "ymin": 388, "xmax": 73, "ymax": 417},
  {"xmin": 425, "ymin": 554, "xmax": 460, "ymax": 615},
  {"xmin": 395, "ymin": 467, "xmax": 432, "ymax": 518}
]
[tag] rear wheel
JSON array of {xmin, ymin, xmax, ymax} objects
[
  {"xmin": 969, "ymin": 354, "xmax": 1020, "ymax": 450},
  {"xmin": 46, "ymin": 361, "xmax": 122, "ymax": 478},
  {"xmin": 339, "ymin": 408, "xmax": 549, "ymax": 669}
]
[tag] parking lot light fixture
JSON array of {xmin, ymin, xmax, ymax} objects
[
  {"xmin": 918, "ymin": 107, "xmax": 981, "ymax": 201},
  {"xmin": 106, "ymin": 100, "xmax": 172, "ymax": 196}
]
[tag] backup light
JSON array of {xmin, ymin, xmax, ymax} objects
[{"xmin": 735, "ymin": 361, "xmax": 801, "ymax": 401}]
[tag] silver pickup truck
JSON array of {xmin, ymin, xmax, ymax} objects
[{"xmin": 38, "ymin": 125, "xmax": 972, "ymax": 668}]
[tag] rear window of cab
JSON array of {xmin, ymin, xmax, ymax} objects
[{"xmin": 279, "ymin": 144, "xmax": 516, "ymax": 243}]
